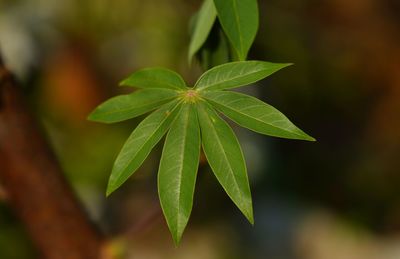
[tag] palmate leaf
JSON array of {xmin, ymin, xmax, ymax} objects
[
  {"xmin": 158, "ymin": 103, "xmax": 200, "ymax": 245},
  {"xmin": 107, "ymin": 99, "xmax": 182, "ymax": 196},
  {"xmin": 213, "ymin": 0, "xmax": 258, "ymax": 61},
  {"xmin": 88, "ymin": 89, "xmax": 178, "ymax": 123},
  {"xmin": 195, "ymin": 61, "xmax": 292, "ymax": 91},
  {"xmin": 204, "ymin": 91, "xmax": 315, "ymax": 141},
  {"xmin": 188, "ymin": 0, "xmax": 217, "ymax": 63},
  {"xmin": 120, "ymin": 67, "xmax": 187, "ymax": 90},
  {"xmin": 197, "ymin": 101, "xmax": 253, "ymax": 223},
  {"xmin": 88, "ymin": 59, "xmax": 315, "ymax": 244}
]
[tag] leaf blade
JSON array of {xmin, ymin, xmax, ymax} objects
[
  {"xmin": 188, "ymin": 0, "xmax": 217, "ymax": 63},
  {"xmin": 88, "ymin": 89, "xmax": 178, "ymax": 123},
  {"xmin": 107, "ymin": 100, "xmax": 182, "ymax": 195},
  {"xmin": 120, "ymin": 67, "xmax": 187, "ymax": 90},
  {"xmin": 195, "ymin": 61, "xmax": 292, "ymax": 91},
  {"xmin": 204, "ymin": 91, "xmax": 315, "ymax": 141},
  {"xmin": 213, "ymin": 0, "xmax": 258, "ymax": 60},
  {"xmin": 158, "ymin": 103, "xmax": 200, "ymax": 245},
  {"xmin": 197, "ymin": 101, "xmax": 253, "ymax": 223}
]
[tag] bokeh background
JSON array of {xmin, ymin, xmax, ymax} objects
[{"xmin": 1, "ymin": 0, "xmax": 400, "ymax": 258}]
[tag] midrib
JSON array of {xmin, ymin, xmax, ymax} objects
[
  {"xmin": 175, "ymin": 107, "xmax": 190, "ymax": 230},
  {"xmin": 113, "ymin": 101, "xmax": 181, "ymax": 180},
  {"xmin": 210, "ymin": 98, "xmax": 302, "ymax": 138},
  {"xmin": 205, "ymin": 108, "xmax": 244, "ymax": 205}
]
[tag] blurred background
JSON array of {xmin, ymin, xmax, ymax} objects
[{"xmin": 1, "ymin": 0, "xmax": 400, "ymax": 258}]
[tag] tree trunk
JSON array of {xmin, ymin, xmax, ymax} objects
[{"xmin": 0, "ymin": 56, "xmax": 104, "ymax": 258}]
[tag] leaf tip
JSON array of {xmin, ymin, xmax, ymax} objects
[
  {"xmin": 118, "ymin": 79, "xmax": 128, "ymax": 87},
  {"xmin": 105, "ymin": 188, "xmax": 113, "ymax": 197},
  {"xmin": 87, "ymin": 108, "xmax": 103, "ymax": 122},
  {"xmin": 274, "ymin": 62, "xmax": 293, "ymax": 70},
  {"xmin": 238, "ymin": 200, "xmax": 254, "ymax": 225},
  {"xmin": 106, "ymin": 181, "xmax": 118, "ymax": 197},
  {"xmin": 86, "ymin": 112, "xmax": 96, "ymax": 122},
  {"xmin": 249, "ymin": 218, "xmax": 255, "ymax": 226},
  {"xmin": 105, "ymin": 191, "xmax": 111, "ymax": 197},
  {"xmin": 245, "ymin": 209, "xmax": 254, "ymax": 225},
  {"xmin": 168, "ymin": 227, "xmax": 184, "ymax": 247},
  {"xmin": 307, "ymin": 136, "xmax": 317, "ymax": 142},
  {"xmin": 119, "ymin": 75, "xmax": 136, "ymax": 87},
  {"xmin": 86, "ymin": 112, "xmax": 114, "ymax": 124},
  {"xmin": 164, "ymin": 217, "xmax": 185, "ymax": 246},
  {"xmin": 293, "ymin": 127, "xmax": 316, "ymax": 142},
  {"xmin": 300, "ymin": 132, "xmax": 316, "ymax": 142},
  {"xmin": 172, "ymin": 234, "xmax": 181, "ymax": 247}
]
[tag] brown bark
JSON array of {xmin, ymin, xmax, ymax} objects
[{"xmin": 0, "ymin": 56, "xmax": 104, "ymax": 258}]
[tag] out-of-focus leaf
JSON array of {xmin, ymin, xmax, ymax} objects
[
  {"xmin": 107, "ymin": 100, "xmax": 182, "ymax": 195},
  {"xmin": 197, "ymin": 23, "xmax": 232, "ymax": 70},
  {"xmin": 88, "ymin": 89, "xmax": 178, "ymax": 123},
  {"xmin": 158, "ymin": 103, "xmax": 200, "ymax": 245},
  {"xmin": 120, "ymin": 67, "xmax": 187, "ymax": 90},
  {"xmin": 188, "ymin": 0, "xmax": 217, "ymax": 63},
  {"xmin": 213, "ymin": 0, "xmax": 259, "ymax": 60},
  {"xmin": 195, "ymin": 61, "xmax": 292, "ymax": 91},
  {"xmin": 204, "ymin": 91, "xmax": 315, "ymax": 141},
  {"xmin": 197, "ymin": 101, "xmax": 253, "ymax": 223}
]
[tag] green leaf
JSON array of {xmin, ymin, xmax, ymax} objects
[
  {"xmin": 213, "ymin": 0, "xmax": 258, "ymax": 60},
  {"xmin": 158, "ymin": 103, "xmax": 200, "ymax": 245},
  {"xmin": 204, "ymin": 91, "xmax": 315, "ymax": 141},
  {"xmin": 107, "ymin": 100, "xmax": 182, "ymax": 196},
  {"xmin": 188, "ymin": 0, "xmax": 217, "ymax": 63},
  {"xmin": 197, "ymin": 23, "xmax": 232, "ymax": 70},
  {"xmin": 195, "ymin": 61, "xmax": 292, "ymax": 91},
  {"xmin": 120, "ymin": 67, "xmax": 187, "ymax": 90},
  {"xmin": 88, "ymin": 89, "xmax": 178, "ymax": 123},
  {"xmin": 197, "ymin": 101, "xmax": 253, "ymax": 223}
]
